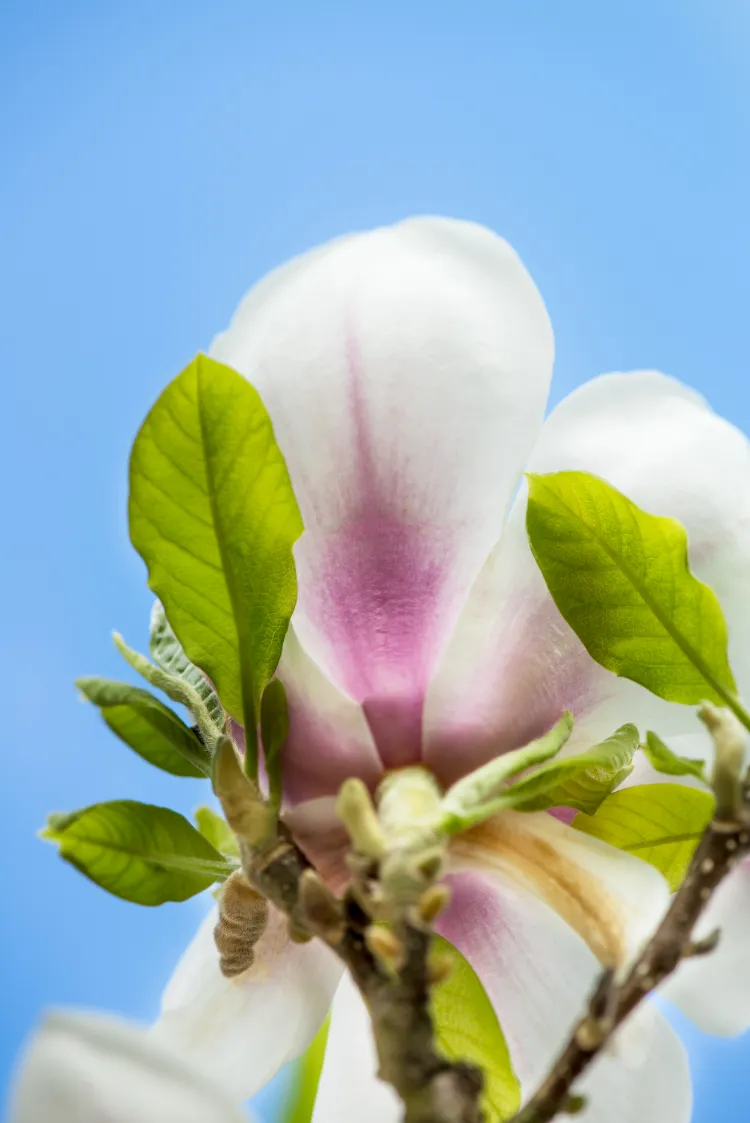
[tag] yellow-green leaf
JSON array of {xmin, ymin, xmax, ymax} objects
[
  {"xmin": 431, "ymin": 937, "xmax": 520, "ymax": 1121},
  {"xmin": 41, "ymin": 801, "xmax": 236, "ymax": 905},
  {"xmin": 439, "ymin": 713, "xmax": 573, "ymax": 833},
  {"xmin": 643, "ymin": 731, "xmax": 707, "ymax": 782},
  {"xmin": 128, "ymin": 354, "xmax": 303, "ymax": 778},
  {"xmin": 500, "ymin": 723, "xmax": 639, "ymax": 814},
  {"xmin": 76, "ymin": 677, "xmax": 209, "ymax": 777},
  {"xmin": 194, "ymin": 805, "xmax": 239, "ymax": 859},
  {"xmin": 573, "ymin": 784, "xmax": 714, "ymax": 891},
  {"xmin": 526, "ymin": 471, "xmax": 737, "ymax": 707}
]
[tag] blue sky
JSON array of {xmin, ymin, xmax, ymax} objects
[{"xmin": 2, "ymin": 1, "xmax": 749, "ymax": 1119}]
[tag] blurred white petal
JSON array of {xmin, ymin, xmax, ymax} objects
[
  {"xmin": 312, "ymin": 973, "xmax": 401, "ymax": 1123},
  {"xmin": 9, "ymin": 1010, "xmax": 248, "ymax": 1123},
  {"xmin": 152, "ymin": 904, "xmax": 342, "ymax": 1102}
]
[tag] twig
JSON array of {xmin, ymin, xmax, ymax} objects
[
  {"xmin": 214, "ymin": 741, "xmax": 484, "ymax": 1123},
  {"xmin": 508, "ymin": 708, "xmax": 750, "ymax": 1123}
]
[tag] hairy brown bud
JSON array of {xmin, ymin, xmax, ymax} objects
[{"xmin": 214, "ymin": 871, "xmax": 269, "ymax": 978}]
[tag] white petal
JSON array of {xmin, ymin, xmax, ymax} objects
[
  {"xmin": 9, "ymin": 1010, "xmax": 247, "ymax": 1123},
  {"xmin": 312, "ymin": 973, "xmax": 401, "ymax": 1123},
  {"xmin": 663, "ymin": 858, "xmax": 750, "ymax": 1035},
  {"xmin": 425, "ymin": 370, "xmax": 750, "ymax": 784},
  {"xmin": 212, "ymin": 217, "xmax": 553, "ymax": 769},
  {"xmin": 436, "ymin": 868, "xmax": 690, "ymax": 1121},
  {"xmin": 575, "ymin": 1002, "xmax": 691, "ymax": 1123},
  {"xmin": 450, "ymin": 810, "xmax": 669, "ymax": 970},
  {"xmin": 151, "ymin": 904, "xmax": 342, "ymax": 1103}
]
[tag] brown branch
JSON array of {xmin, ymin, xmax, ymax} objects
[
  {"xmin": 508, "ymin": 764, "xmax": 750, "ymax": 1123},
  {"xmin": 246, "ymin": 826, "xmax": 484, "ymax": 1123}
]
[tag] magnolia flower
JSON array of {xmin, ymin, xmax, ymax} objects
[
  {"xmin": 152, "ymin": 218, "xmax": 750, "ymax": 1120},
  {"xmin": 9, "ymin": 1010, "xmax": 250, "ymax": 1123}
]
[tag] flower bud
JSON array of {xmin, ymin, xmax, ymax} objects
[{"xmin": 213, "ymin": 871, "xmax": 269, "ymax": 978}]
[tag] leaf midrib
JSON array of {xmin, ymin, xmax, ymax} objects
[
  {"xmin": 622, "ymin": 831, "xmax": 704, "ymax": 852},
  {"xmin": 194, "ymin": 363, "xmax": 253, "ymax": 754},
  {"xmin": 59, "ymin": 829, "xmax": 233, "ymax": 879}
]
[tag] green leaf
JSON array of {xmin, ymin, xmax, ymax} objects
[
  {"xmin": 194, "ymin": 805, "xmax": 239, "ymax": 859},
  {"xmin": 150, "ymin": 599, "xmax": 224, "ymax": 729},
  {"xmin": 526, "ymin": 471, "xmax": 737, "ymax": 708},
  {"xmin": 431, "ymin": 937, "xmax": 521, "ymax": 1122},
  {"xmin": 76, "ymin": 677, "xmax": 209, "ymax": 777},
  {"xmin": 113, "ymin": 631, "xmax": 223, "ymax": 751},
  {"xmin": 573, "ymin": 784, "xmax": 714, "ymax": 891},
  {"xmin": 499, "ymin": 724, "xmax": 640, "ymax": 814},
  {"xmin": 41, "ymin": 800, "xmax": 236, "ymax": 905},
  {"xmin": 261, "ymin": 678, "xmax": 290, "ymax": 811},
  {"xmin": 439, "ymin": 712, "xmax": 573, "ymax": 833},
  {"xmin": 280, "ymin": 1015, "xmax": 331, "ymax": 1123},
  {"xmin": 643, "ymin": 731, "xmax": 707, "ymax": 782},
  {"xmin": 128, "ymin": 354, "xmax": 303, "ymax": 778}
]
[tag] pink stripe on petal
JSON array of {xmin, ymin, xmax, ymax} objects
[
  {"xmin": 281, "ymin": 685, "xmax": 383, "ymax": 803},
  {"xmin": 292, "ymin": 331, "xmax": 469, "ymax": 768},
  {"xmin": 276, "ymin": 628, "xmax": 384, "ymax": 805},
  {"xmin": 303, "ymin": 513, "xmax": 457, "ymax": 768}
]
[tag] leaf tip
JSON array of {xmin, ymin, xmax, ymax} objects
[
  {"xmin": 74, "ymin": 678, "xmax": 94, "ymax": 702},
  {"xmin": 39, "ymin": 810, "xmax": 76, "ymax": 842}
]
